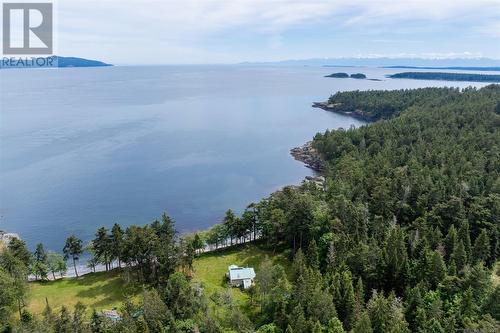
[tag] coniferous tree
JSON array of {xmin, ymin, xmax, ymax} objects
[
  {"xmin": 291, "ymin": 249, "xmax": 307, "ymax": 283},
  {"xmin": 336, "ymin": 270, "xmax": 356, "ymax": 330},
  {"xmin": 460, "ymin": 287, "xmax": 478, "ymax": 323},
  {"xmin": 63, "ymin": 235, "xmax": 83, "ymax": 277},
  {"xmin": 72, "ymin": 302, "xmax": 87, "ymax": 333},
  {"xmin": 326, "ymin": 317, "xmax": 345, "ymax": 333},
  {"xmin": 7, "ymin": 238, "xmax": 31, "ymax": 268},
  {"xmin": 384, "ymin": 225, "xmax": 408, "ymax": 292},
  {"xmin": 458, "ymin": 221, "xmax": 472, "ymax": 259},
  {"xmin": 223, "ymin": 209, "xmax": 238, "ymax": 246},
  {"xmin": 142, "ymin": 288, "xmax": 170, "ymax": 332},
  {"xmin": 452, "ymin": 240, "xmax": 467, "ymax": 271},
  {"xmin": 352, "ymin": 311, "xmax": 373, "ymax": 333},
  {"xmin": 42, "ymin": 297, "xmax": 55, "ymax": 327},
  {"xmin": 111, "ymin": 223, "xmax": 125, "ymax": 267},
  {"xmin": 482, "ymin": 285, "xmax": 500, "ymax": 321},
  {"xmin": 289, "ymin": 304, "xmax": 307, "ymax": 333},
  {"xmin": 472, "ymin": 229, "xmax": 490, "ymax": 264},
  {"xmin": 55, "ymin": 306, "xmax": 72, "ymax": 333},
  {"xmin": 428, "ymin": 251, "xmax": 446, "ymax": 288},
  {"xmin": 312, "ymin": 320, "xmax": 323, "ymax": 333},
  {"xmin": 444, "ymin": 225, "xmax": 458, "ymax": 260},
  {"xmin": 33, "ymin": 243, "xmax": 48, "ymax": 277},
  {"xmin": 93, "ymin": 227, "xmax": 112, "ymax": 271},
  {"xmin": 404, "ymin": 284, "xmax": 423, "ymax": 331},
  {"xmin": 353, "ymin": 276, "xmax": 365, "ymax": 320},
  {"xmin": 306, "ymin": 239, "xmax": 320, "ymax": 270}
]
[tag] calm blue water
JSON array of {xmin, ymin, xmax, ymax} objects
[{"xmin": 0, "ymin": 65, "xmax": 488, "ymax": 251}]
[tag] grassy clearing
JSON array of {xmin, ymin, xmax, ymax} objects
[
  {"xmin": 28, "ymin": 269, "xmax": 141, "ymax": 314},
  {"xmin": 27, "ymin": 244, "xmax": 290, "ymax": 318},
  {"xmin": 191, "ymin": 243, "xmax": 290, "ymax": 317}
]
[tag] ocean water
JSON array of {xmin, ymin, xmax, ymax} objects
[{"xmin": 0, "ymin": 65, "xmax": 488, "ymax": 251}]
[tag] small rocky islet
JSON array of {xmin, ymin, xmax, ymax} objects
[{"xmin": 324, "ymin": 72, "xmax": 367, "ymax": 79}]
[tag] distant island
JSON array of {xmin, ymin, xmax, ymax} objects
[
  {"xmin": 325, "ymin": 72, "xmax": 349, "ymax": 78},
  {"xmin": 325, "ymin": 72, "xmax": 368, "ymax": 79},
  {"xmin": 55, "ymin": 56, "xmax": 112, "ymax": 67},
  {"xmin": 350, "ymin": 73, "xmax": 366, "ymax": 79},
  {"xmin": 384, "ymin": 66, "xmax": 500, "ymax": 71},
  {"xmin": 389, "ymin": 72, "xmax": 500, "ymax": 82},
  {"xmin": 1, "ymin": 56, "xmax": 112, "ymax": 68}
]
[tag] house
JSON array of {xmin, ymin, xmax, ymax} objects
[
  {"xmin": 102, "ymin": 309, "xmax": 121, "ymax": 321},
  {"xmin": 227, "ymin": 265, "xmax": 256, "ymax": 289}
]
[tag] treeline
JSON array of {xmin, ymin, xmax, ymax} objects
[
  {"xmin": 389, "ymin": 72, "xmax": 500, "ymax": 83},
  {"xmin": 1, "ymin": 85, "xmax": 499, "ymax": 332}
]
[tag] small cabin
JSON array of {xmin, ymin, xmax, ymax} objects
[
  {"xmin": 102, "ymin": 309, "xmax": 120, "ymax": 321},
  {"xmin": 227, "ymin": 265, "xmax": 256, "ymax": 289}
]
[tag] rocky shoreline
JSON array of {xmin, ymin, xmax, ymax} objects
[
  {"xmin": 290, "ymin": 141, "xmax": 326, "ymax": 172},
  {"xmin": 312, "ymin": 101, "xmax": 374, "ymax": 121}
]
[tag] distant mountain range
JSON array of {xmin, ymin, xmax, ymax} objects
[
  {"xmin": 1, "ymin": 56, "xmax": 112, "ymax": 68},
  {"xmin": 240, "ymin": 57, "xmax": 500, "ymax": 68}
]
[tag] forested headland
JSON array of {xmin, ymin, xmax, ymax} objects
[
  {"xmin": 389, "ymin": 72, "xmax": 500, "ymax": 82},
  {"xmin": 1, "ymin": 85, "xmax": 499, "ymax": 332},
  {"xmin": 314, "ymin": 87, "xmax": 461, "ymax": 121},
  {"xmin": 384, "ymin": 66, "xmax": 500, "ymax": 72}
]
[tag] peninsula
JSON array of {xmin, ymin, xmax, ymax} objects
[{"xmin": 388, "ymin": 71, "xmax": 500, "ymax": 82}]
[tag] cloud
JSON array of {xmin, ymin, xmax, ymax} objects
[
  {"xmin": 345, "ymin": 0, "xmax": 500, "ymax": 24},
  {"xmin": 476, "ymin": 21, "xmax": 500, "ymax": 37},
  {"xmin": 55, "ymin": 0, "xmax": 500, "ymax": 63},
  {"xmin": 58, "ymin": 0, "xmax": 497, "ymax": 39}
]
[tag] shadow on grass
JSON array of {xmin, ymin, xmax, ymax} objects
[{"xmin": 32, "ymin": 268, "xmax": 141, "ymax": 310}]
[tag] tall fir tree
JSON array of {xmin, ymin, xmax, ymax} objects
[
  {"xmin": 306, "ymin": 239, "xmax": 320, "ymax": 270},
  {"xmin": 444, "ymin": 225, "xmax": 458, "ymax": 260},
  {"xmin": 472, "ymin": 229, "xmax": 490, "ymax": 264},
  {"xmin": 458, "ymin": 221, "xmax": 472, "ymax": 259},
  {"xmin": 452, "ymin": 240, "xmax": 467, "ymax": 271}
]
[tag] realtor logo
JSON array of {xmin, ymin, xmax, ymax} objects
[{"xmin": 2, "ymin": 2, "xmax": 53, "ymax": 54}]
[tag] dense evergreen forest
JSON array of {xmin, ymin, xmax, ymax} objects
[
  {"xmin": 389, "ymin": 72, "xmax": 500, "ymax": 82},
  {"xmin": 319, "ymin": 87, "xmax": 462, "ymax": 121},
  {"xmin": 1, "ymin": 85, "xmax": 499, "ymax": 332}
]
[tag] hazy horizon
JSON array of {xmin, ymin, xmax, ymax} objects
[{"xmin": 36, "ymin": 0, "xmax": 500, "ymax": 65}]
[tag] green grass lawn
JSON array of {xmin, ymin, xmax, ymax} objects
[
  {"xmin": 191, "ymin": 243, "xmax": 290, "ymax": 317},
  {"xmin": 28, "ymin": 269, "xmax": 141, "ymax": 314},
  {"xmin": 27, "ymin": 244, "xmax": 290, "ymax": 317}
]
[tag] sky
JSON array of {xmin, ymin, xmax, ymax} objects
[{"xmin": 51, "ymin": 0, "xmax": 500, "ymax": 64}]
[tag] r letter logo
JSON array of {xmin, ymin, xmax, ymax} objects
[{"xmin": 3, "ymin": 2, "xmax": 53, "ymax": 54}]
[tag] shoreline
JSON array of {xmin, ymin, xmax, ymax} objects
[
  {"xmin": 290, "ymin": 141, "xmax": 326, "ymax": 172},
  {"xmin": 12, "ymin": 132, "xmax": 331, "ymax": 283},
  {"xmin": 23, "ymin": 142, "xmax": 328, "ymax": 282},
  {"xmin": 312, "ymin": 101, "xmax": 375, "ymax": 121}
]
